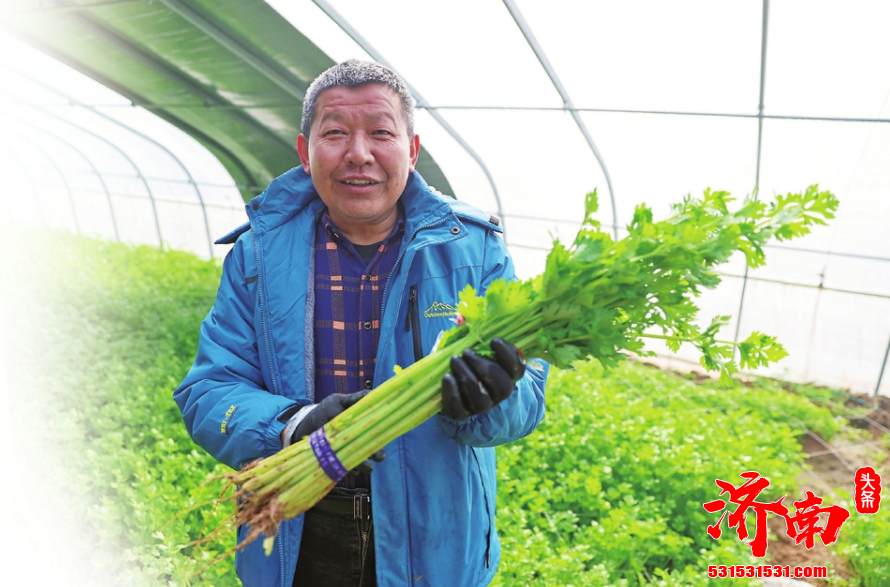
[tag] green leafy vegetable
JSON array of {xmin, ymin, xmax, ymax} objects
[
  {"xmin": 445, "ymin": 185, "xmax": 836, "ymax": 382},
  {"xmin": 493, "ymin": 360, "xmax": 821, "ymax": 585},
  {"xmin": 215, "ymin": 185, "xmax": 837, "ymax": 557}
]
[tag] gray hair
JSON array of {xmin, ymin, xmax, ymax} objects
[{"xmin": 301, "ymin": 59, "xmax": 416, "ymax": 139}]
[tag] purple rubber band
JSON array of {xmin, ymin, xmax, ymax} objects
[{"xmin": 309, "ymin": 427, "xmax": 348, "ymax": 482}]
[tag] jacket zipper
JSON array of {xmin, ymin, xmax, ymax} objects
[
  {"xmin": 278, "ymin": 529, "xmax": 286, "ymax": 587},
  {"xmin": 247, "ymin": 214, "xmax": 286, "ymax": 586},
  {"xmin": 376, "ymin": 216, "xmax": 451, "ymax": 579},
  {"xmin": 249, "ymin": 222, "xmax": 279, "ymax": 396},
  {"xmin": 404, "ymin": 285, "xmax": 423, "ymax": 363},
  {"xmin": 470, "ymin": 447, "xmax": 493, "ymax": 568},
  {"xmin": 379, "ymin": 217, "xmax": 449, "ymax": 326}
]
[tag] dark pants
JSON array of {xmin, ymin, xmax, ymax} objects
[{"xmin": 293, "ymin": 505, "xmax": 376, "ymax": 587}]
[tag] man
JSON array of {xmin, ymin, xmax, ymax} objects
[{"xmin": 175, "ymin": 60, "xmax": 547, "ymax": 587}]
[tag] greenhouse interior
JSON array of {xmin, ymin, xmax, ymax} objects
[{"xmin": 0, "ymin": 1, "xmax": 888, "ymax": 586}]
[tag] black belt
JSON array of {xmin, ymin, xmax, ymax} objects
[{"xmin": 311, "ymin": 489, "xmax": 371, "ymax": 520}]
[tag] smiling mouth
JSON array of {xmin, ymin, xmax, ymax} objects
[{"xmin": 342, "ymin": 179, "xmax": 378, "ymax": 185}]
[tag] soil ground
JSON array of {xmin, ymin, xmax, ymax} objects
[
  {"xmin": 757, "ymin": 394, "xmax": 890, "ymax": 586},
  {"xmin": 644, "ymin": 359, "xmax": 889, "ymax": 586}
]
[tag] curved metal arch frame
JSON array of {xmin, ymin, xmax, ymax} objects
[
  {"xmin": 72, "ymin": 104, "xmax": 216, "ymax": 258},
  {"xmin": 732, "ymin": 0, "xmax": 771, "ymax": 353},
  {"xmin": 10, "ymin": 119, "xmax": 121, "ymax": 241},
  {"xmin": 501, "ymin": 0, "xmax": 619, "ymax": 240},
  {"xmin": 26, "ymin": 105, "xmax": 165, "ymax": 248},
  {"xmin": 0, "ymin": 124, "xmax": 81, "ymax": 235},
  {"xmin": 15, "ymin": 73, "xmax": 216, "ymax": 257},
  {"xmin": 310, "ymin": 0, "xmax": 507, "ymax": 237}
]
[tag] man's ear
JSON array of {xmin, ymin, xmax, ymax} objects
[
  {"xmin": 408, "ymin": 134, "xmax": 420, "ymax": 172},
  {"xmin": 297, "ymin": 134, "xmax": 311, "ymax": 174}
]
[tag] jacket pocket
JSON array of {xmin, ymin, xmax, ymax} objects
[
  {"xmin": 470, "ymin": 446, "xmax": 493, "ymax": 568},
  {"xmin": 404, "ymin": 284, "xmax": 423, "ymax": 363}
]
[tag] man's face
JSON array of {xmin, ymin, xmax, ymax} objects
[{"xmin": 297, "ymin": 83, "xmax": 420, "ymax": 235}]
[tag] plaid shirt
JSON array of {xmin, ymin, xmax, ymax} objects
[
  {"xmin": 314, "ymin": 209, "xmax": 405, "ymax": 400},
  {"xmin": 313, "ymin": 209, "xmax": 404, "ymax": 487}
]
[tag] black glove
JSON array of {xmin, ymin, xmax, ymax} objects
[
  {"xmin": 441, "ymin": 337, "xmax": 526, "ymax": 421},
  {"xmin": 290, "ymin": 391, "xmax": 385, "ymax": 475}
]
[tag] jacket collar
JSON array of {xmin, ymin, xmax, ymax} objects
[
  {"xmin": 247, "ymin": 166, "xmax": 453, "ymax": 239},
  {"xmin": 246, "ymin": 166, "xmax": 321, "ymax": 236}
]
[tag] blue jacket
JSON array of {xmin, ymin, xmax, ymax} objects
[{"xmin": 174, "ymin": 167, "xmax": 548, "ymax": 587}]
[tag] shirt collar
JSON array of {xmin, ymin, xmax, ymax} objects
[{"xmin": 319, "ymin": 204, "xmax": 406, "ymax": 246}]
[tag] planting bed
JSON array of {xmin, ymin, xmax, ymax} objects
[{"xmin": 2, "ymin": 231, "xmax": 885, "ymax": 586}]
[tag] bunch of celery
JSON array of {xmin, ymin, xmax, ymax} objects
[{"xmin": 217, "ymin": 185, "xmax": 837, "ymax": 555}]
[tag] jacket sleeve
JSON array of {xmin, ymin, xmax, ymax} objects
[
  {"xmin": 436, "ymin": 229, "xmax": 548, "ymax": 447},
  {"xmin": 173, "ymin": 237, "xmax": 301, "ymax": 470}
]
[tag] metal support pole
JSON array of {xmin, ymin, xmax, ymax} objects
[
  {"xmin": 501, "ymin": 0, "xmax": 619, "ymax": 240},
  {"xmin": 310, "ymin": 0, "xmax": 507, "ymax": 237},
  {"xmin": 733, "ymin": 0, "xmax": 770, "ymax": 346},
  {"xmin": 875, "ymin": 333, "xmax": 890, "ymax": 399}
]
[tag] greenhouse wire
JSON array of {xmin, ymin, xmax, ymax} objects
[
  {"xmin": 416, "ymin": 105, "xmax": 890, "ymax": 125},
  {"xmin": 801, "ymin": 468, "xmax": 843, "ymax": 501},
  {"xmin": 655, "ymin": 368, "xmax": 890, "ymax": 478},
  {"xmin": 652, "ymin": 360, "xmax": 890, "ymax": 472},
  {"xmin": 809, "ymin": 39, "xmax": 890, "ymax": 399},
  {"xmin": 17, "ymin": 104, "xmax": 164, "ymax": 248},
  {"xmin": 505, "ymin": 242, "xmax": 890, "ymax": 300},
  {"xmin": 9, "ymin": 118, "xmax": 120, "ymax": 241},
  {"xmin": 3, "ymin": 127, "xmax": 81, "ymax": 235},
  {"xmin": 807, "ymin": 436, "xmax": 890, "ymax": 459},
  {"xmin": 763, "ymin": 244, "xmax": 890, "ymax": 264},
  {"xmin": 805, "ymin": 431, "xmax": 856, "ymax": 473},
  {"xmin": 715, "ymin": 271, "xmax": 890, "ymax": 300},
  {"xmin": 849, "ymin": 410, "xmax": 890, "ymax": 433},
  {"xmin": 50, "ymin": 169, "xmax": 249, "ymax": 201},
  {"xmin": 514, "ymin": 238, "xmax": 890, "ymax": 405},
  {"xmin": 781, "ymin": 393, "xmax": 890, "ymax": 467},
  {"xmin": 504, "ymin": 213, "xmax": 890, "ymax": 264},
  {"xmin": 501, "ymin": 0, "xmax": 619, "ymax": 240},
  {"xmin": 309, "ymin": 0, "xmax": 508, "ymax": 237},
  {"xmin": 795, "ymin": 391, "xmax": 890, "ymax": 433},
  {"xmin": 36, "ymin": 100, "xmax": 890, "ymax": 124},
  {"xmin": 101, "ymin": 191, "xmax": 243, "ymax": 211},
  {"xmin": 657, "ymin": 351, "xmax": 890, "ymax": 425}
]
